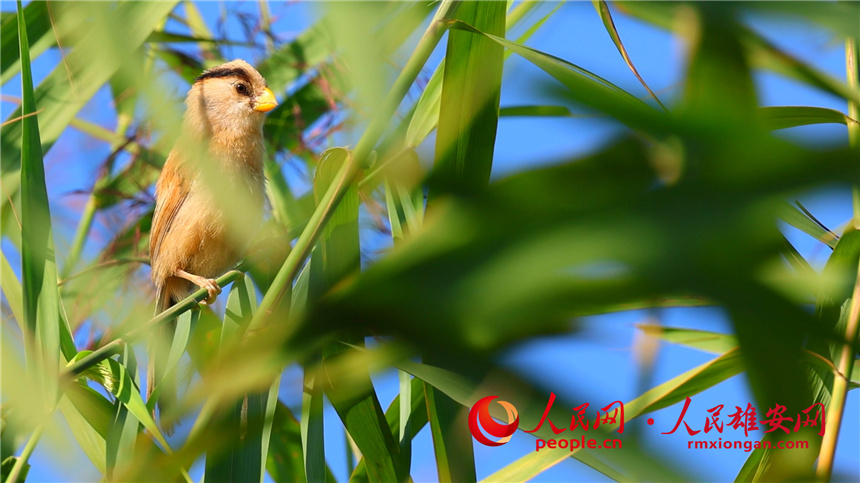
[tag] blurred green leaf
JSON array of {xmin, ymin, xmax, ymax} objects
[
  {"xmin": 759, "ymin": 106, "xmax": 853, "ymax": 131},
  {"xmin": 1, "ymin": 1, "xmax": 82, "ymax": 85},
  {"xmin": 2, "ymin": 1, "xmax": 179, "ymax": 212},
  {"xmin": 58, "ymin": 391, "xmax": 108, "ymax": 473},
  {"xmin": 635, "ymin": 324, "xmax": 738, "ymax": 354},
  {"xmin": 615, "ymin": 1, "xmax": 860, "ymax": 105},
  {"xmin": 0, "ymin": 249, "xmax": 24, "ymax": 332},
  {"xmin": 499, "ymin": 105, "xmax": 575, "ymax": 117}
]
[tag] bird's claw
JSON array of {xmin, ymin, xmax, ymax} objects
[{"xmin": 199, "ymin": 279, "xmax": 222, "ymax": 305}]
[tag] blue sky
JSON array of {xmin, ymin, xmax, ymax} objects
[{"xmin": 2, "ymin": 1, "xmax": 858, "ymax": 482}]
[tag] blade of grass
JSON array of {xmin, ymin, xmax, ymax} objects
[
  {"xmin": 635, "ymin": 324, "xmax": 738, "ymax": 354},
  {"xmin": 405, "ymin": 1, "xmax": 560, "ymax": 149},
  {"xmin": 301, "ymin": 368, "xmax": 326, "ymax": 483},
  {"xmin": 106, "ymin": 345, "xmax": 140, "ymax": 481},
  {"xmin": 204, "ymin": 277, "xmax": 275, "ymax": 483},
  {"xmin": 350, "ymin": 376, "xmax": 428, "ymax": 482},
  {"xmin": 58, "ymin": 393, "xmax": 107, "ymax": 473},
  {"xmin": 266, "ymin": 401, "xmax": 336, "ymax": 482},
  {"xmin": 425, "ymin": 2, "xmax": 506, "ymax": 480},
  {"xmin": 446, "ymin": 20, "xmax": 668, "ymax": 135},
  {"xmin": 593, "ymin": 0, "xmax": 666, "ymax": 110},
  {"xmin": 780, "ymin": 202, "xmax": 839, "ymax": 248},
  {"xmin": 759, "ymin": 105, "xmax": 854, "ymax": 130},
  {"xmin": 312, "ymin": 149, "xmax": 400, "ymax": 483},
  {"xmin": 615, "ymin": 2, "xmax": 860, "ymax": 105},
  {"xmin": 16, "ymin": 0, "xmax": 76, "ymax": 430}
]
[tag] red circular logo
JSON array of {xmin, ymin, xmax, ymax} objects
[{"xmin": 468, "ymin": 395, "xmax": 519, "ymax": 446}]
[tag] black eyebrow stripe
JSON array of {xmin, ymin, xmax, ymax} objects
[{"xmin": 195, "ymin": 67, "xmax": 252, "ymax": 84}]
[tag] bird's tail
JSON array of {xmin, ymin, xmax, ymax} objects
[{"xmin": 148, "ymin": 285, "xmax": 178, "ymax": 436}]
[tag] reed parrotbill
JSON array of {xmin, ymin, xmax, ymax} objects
[{"xmin": 148, "ymin": 59, "xmax": 277, "ymax": 432}]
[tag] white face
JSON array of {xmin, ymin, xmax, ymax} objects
[{"xmin": 193, "ymin": 76, "xmax": 266, "ymax": 134}]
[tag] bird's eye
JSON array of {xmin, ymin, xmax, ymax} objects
[{"xmin": 235, "ymin": 83, "xmax": 248, "ymax": 95}]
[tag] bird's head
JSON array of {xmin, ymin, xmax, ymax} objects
[{"xmin": 185, "ymin": 59, "xmax": 278, "ymax": 138}]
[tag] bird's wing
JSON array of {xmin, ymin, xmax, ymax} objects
[{"xmin": 150, "ymin": 150, "xmax": 190, "ymax": 267}]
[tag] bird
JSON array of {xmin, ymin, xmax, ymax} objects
[{"xmin": 148, "ymin": 59, "xmax": 277, "ymax": 433}]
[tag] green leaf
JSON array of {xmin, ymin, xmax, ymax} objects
[
  {"xmin": 425, "ymin": 3, "xmax": 507, "ymax": 481},
  {"xmin": 759, "ymin": 106, "xmax": 853, "ymax": 131},
  {"xmin": 267, "ymin": 402, "xmax": 337, "ymax": 483},
  {"xmin": 447, "ymin": 21, "xmax": 668, "ymax": 135},
  {"xmin": 311, "ymin": 148, "xmax": 400, "ymax": 483},
  {"xmin": 615, "ymin": 2, "xmax": 860, "ymax": 106},
  {"xmin": 593, "ymin": 0, "xmax": 666, "ymax": 110},
  {"xmin": 405, "ymin": 1, "xmax": 562, "ymax": 149},
  {"xmin": 17, "ymin": 0, "xmax": 76, "ymax": 416},
  {"xmin": 430, "ymin": 0, "xmax": 506, "ymax": 196},
  {"xmin": 301, "ymin": 368, "xmax": 326, "ymax": 483},
  {"xmin": 69, "ymin": 351, "xmax": 178, "ymax": 465},
  {"xmin": 780, "ymin": 202, "xmax": 839, "ymax": 248},
  {"xmin": 635, "ymin": 324, "xmax": 738, "ymax": 354},
  {"xmin": 146, "ymin": 309, "xmax": 197, "ymax": 423},
  {"xmin": 58, "ymin": 392, "xmax": 108, "ymax": 473},
  {"xmin": 205, "ymin": 278, "xmax": 277, "ymax": 483},
  {"xmin": 499, "ymin": 105, "xmax": 576, "ymax": 117},
  {"xmin": 350, "ymin": 374, "xmax": 428, "ymax": 482},
  {"xmin": 106, "ymin": 346, "xmax": 141, "ymax": 481}
]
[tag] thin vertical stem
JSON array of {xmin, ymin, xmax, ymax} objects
[
  {"xmin": 249, "ymin": 1, "xmax": 457, "ymax": 330},
  {"xmin": 816, "ymin": 34, "xmax": 860, "ymax": 482},
  {"xmin": 6, "ymin": 425, "xmax": 43, "ymax": 483}
]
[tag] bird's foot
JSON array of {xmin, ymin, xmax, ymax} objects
[{"xmin": 176, "ymin": 269, "xmax": 222, "ymax": 304}]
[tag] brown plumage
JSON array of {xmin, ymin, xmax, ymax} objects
[{"xmin": 148, "ymin": 59, "xmax": 277, "ymax": 432}]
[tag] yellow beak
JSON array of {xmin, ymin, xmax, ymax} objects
[{"xmin": 253, "ymin": 87, "xmax": 278, "ymax": 112}]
